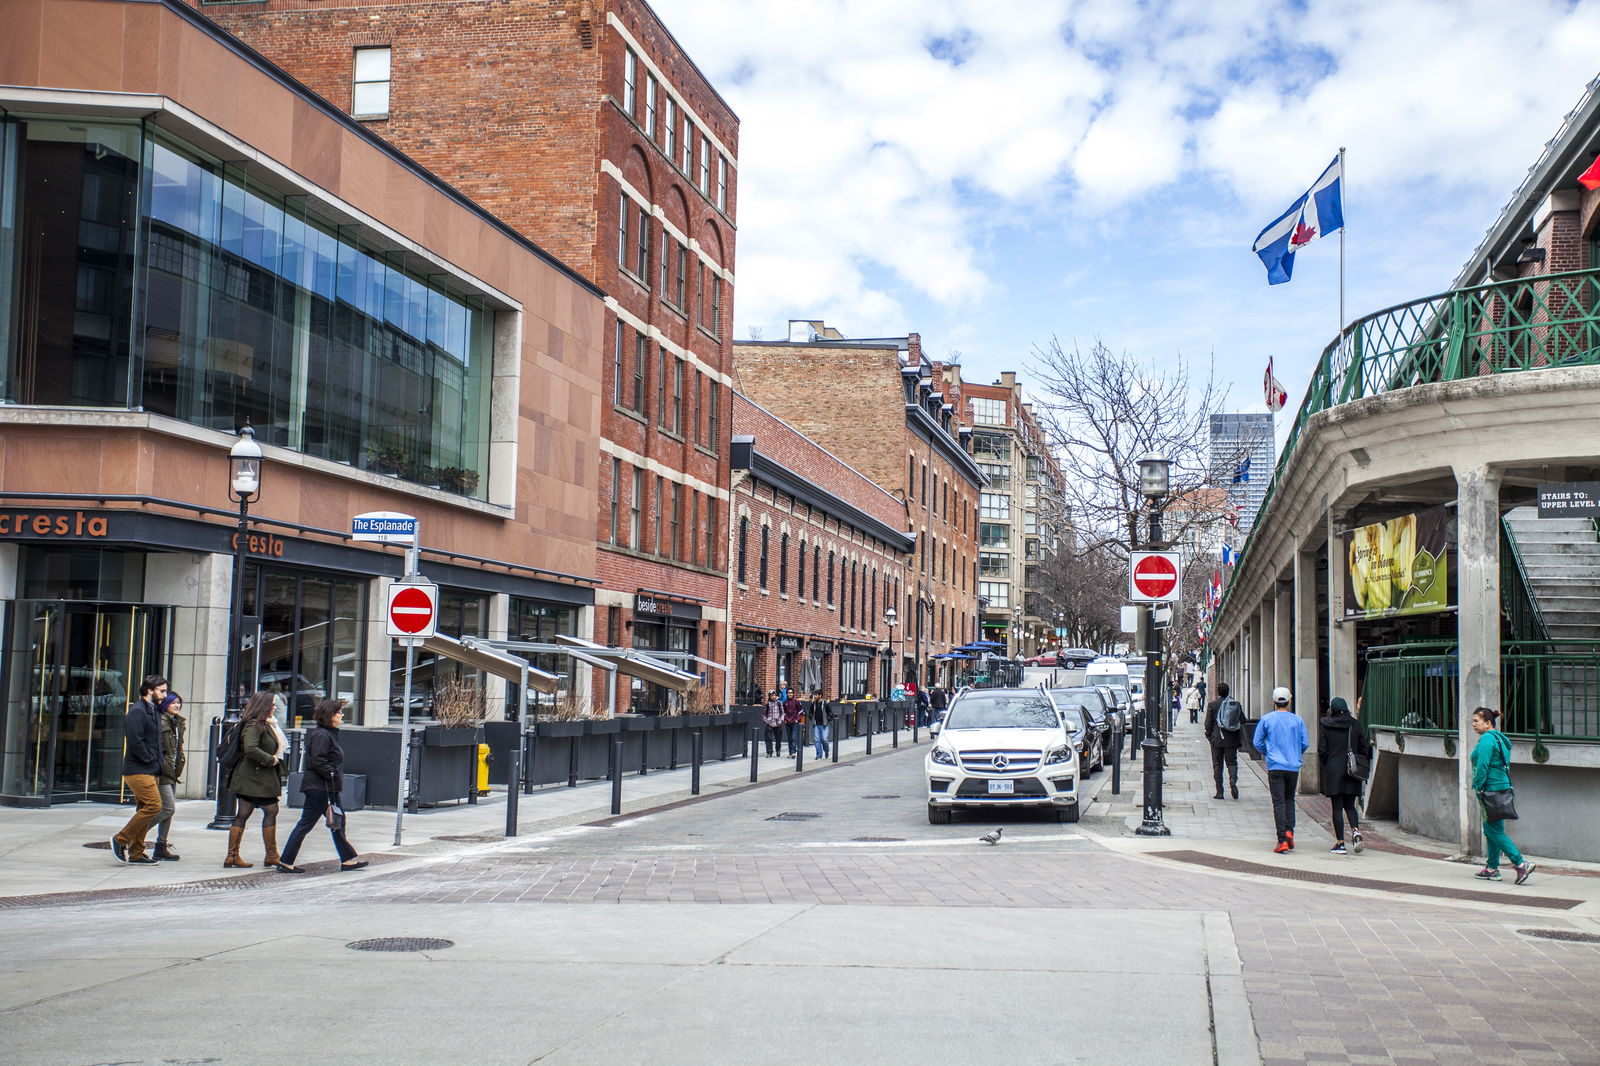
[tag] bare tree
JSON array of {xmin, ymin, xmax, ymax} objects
[
  {"xmin": 1030, "ymin": 545, "xmax": 1125, "ymax": 651},
  {"xmin": 746, "ymin": 325, "xmax": 765, "ymax": 341}
]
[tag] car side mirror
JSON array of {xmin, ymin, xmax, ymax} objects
[{"xmin": 929, "ymin": 722, "xmax": 941, "ymax": 737}]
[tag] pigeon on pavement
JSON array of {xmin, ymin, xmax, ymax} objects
[{"xmin": 978, "ymin": 828, "xmax": 1003, "ymax": 845}]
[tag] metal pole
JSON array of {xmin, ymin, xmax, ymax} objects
[
  {"xmin": 209, "ymin": 496, "xmax": 249, "ymax": 830},
  {"xmin": 610, "ymin": 737, "xmax": 623, "ymax": 815},
  {"xmin": 831, "ymin": 707, "xmax": 839, "ymax": 764},
  {"xmin": 1137, "ymin": 500, "xmax": 1171, "ymax": 837},
  {"xmin": 1111, "ymin": 713, "xmax": 1122, "ymax": 795},
  {"xmin": 691, "ymin": 730, "xmax": 703, "ymax": 794},
  {"xmin": 749, "ymin": 720, "xmax": 759, "ymax": 782},
  {"xmin": 505, "ymin": 746, "xmax": 520, "ymax": 837},
  {"xmin": 393, "ymin": 638, "xmax": 417, "ymax": 844},
  {"xmin": 892, "ymin": 706, "xmax": 899, "ymax": 748}
]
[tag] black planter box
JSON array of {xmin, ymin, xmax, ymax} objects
[
  {"xmin": 535, "ymin": 720, "xmax": 588, "ymax": 737},
  {"xmin": 423, "ymin": 725, "xmax": 481, "ymax": 746},
  {"xmin": 336, "ymin": 727, "xmax": 477, "ymax": 808},
  {"xmin": 287, "ymin": 772, "xmax": 367, "ymax": 811}
]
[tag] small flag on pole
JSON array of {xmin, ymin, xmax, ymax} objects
[
  {"xmin": 1264, "ymin": 357, "xmax": 1287, "ymax": 412},
  {"xmin": 1221, "ymin": 543, "xmax": 1237, "ymax": 566},
  {"xmin": 1251, "ymin": 156, "xmax": 1344, "ymax": 284},
  {"xmin": 1232, "ymin": 458, "xmax": 1251, "ymax": 484},
  {"xmin": 1580, "ymin": 152, "xmax": 1600, "ymax": 192}
]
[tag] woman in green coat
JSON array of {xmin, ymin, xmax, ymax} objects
[
  {"xmin": 1470, "ymin": 706, "xmax": 1535, "ymax": 885},
  {"xmin": 225, "ymin": 691, "xmax": 289, "ymax": 869}
]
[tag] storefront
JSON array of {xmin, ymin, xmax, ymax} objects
[
  {"xmin": 839, "ymin": 644, "xmax": 873, "ymax": 699},
  {"xmin": 630, "ymin": 592, "xmax": 701, "ymax": 713},
  {"xmin": 805, "ymin": 640, "xmax": 833, "ymax": 696},
  {"xmin": 734, "ymin": 629, "xmax": 768, "ymax": 704},
  {"xmin": 774, "ymin": 634, "xmax": 803, "ymax": 695}
]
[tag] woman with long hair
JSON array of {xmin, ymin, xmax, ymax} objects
[
  {"xmin": 274, "ymin": 699, "xmax": 366, "ymax": 873},
  {"xmin": 1470, "ymin": 706, "xmax": 1535, "ymax": 884},
  {"xmin": 1317, "ymin": 696, "xmax": 1370, "ymax": 854},
  {"xmin": 224, "ymin": 691, "xmax": 289, "ymax": 869}
]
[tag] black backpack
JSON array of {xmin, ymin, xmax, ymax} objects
[
  {"xmin": 1217, "ymin": 697, "xmax": 1244, "ymax": 733},
  {"xmin": 218, "ymin": 721, "xmax": 245, "ymax": 774}
]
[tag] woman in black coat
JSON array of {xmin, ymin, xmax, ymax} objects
[
  {"xmin": 273, "ymin": 700, "xmax": 367, "ymax": 873},
  {"xmin": 1318, "ymin": 696, "xmax": 1371, "ymax": 855}
]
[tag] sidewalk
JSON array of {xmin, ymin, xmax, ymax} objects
[
  {"xmin": 1083, "ymin": 710, "xmax": 1600, "ymax": 918},
  {"xmin": 0, "ymin": 722, "xmax": 928, "ymax": 902}
]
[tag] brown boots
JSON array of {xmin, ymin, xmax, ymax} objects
[
  {"xmin": 223, "ymin": 825, "xmax": 253, "ymax": 868},
  {"xmin": 263, "ymin": 826, "xmax": 281, "ymax": 869}
]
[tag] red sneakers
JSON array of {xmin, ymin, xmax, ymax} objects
[
  {"xmin": 1285, "ymin": 830, "xmax": 1294, "ymax": 850},
  {"xmin": 1274, "ymin": 841, "xmax": 1290, "ymax": 854}
]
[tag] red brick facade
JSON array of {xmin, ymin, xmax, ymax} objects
[{"xmin": 196, "ymin": 0, "xmax": 739, "ymax": 710}]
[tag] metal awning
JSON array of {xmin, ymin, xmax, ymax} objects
[
  {"xmin": 647, "ymin": 650, "xmax": 729, "ymax": 674},
  {"xmin": 554, "ymin": 635, "xmax": 701, "ymax": 692},
  {"xmin": 422, "ymin": 633, "xmax": 562, "ymax": 693}
]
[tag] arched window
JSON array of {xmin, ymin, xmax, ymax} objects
[
  {"xmin": 827, "ymin": 550, "xmax": 835, "ymax": 605},
  {"xmin": 759, "ymin": 524, "xmax": 770, "ymax": 589},
  {"xmin": 814, "ymin": 545, "xmax": 822, "ymax": 601},
  {"xmin": 779, "ymin": 533, "xmax": 789, "ymax": 594},
  {"xmin": 737, "ymin": 517, "xmax": 749, "ymax": 584},
  {"xmin": 798, "ymin": 540, "xmax": 807, "ymax": 599}
]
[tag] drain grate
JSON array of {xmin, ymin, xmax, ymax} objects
[
  {"xmin": 1518, "ymin": 928, "xmax": 1600, "ymax": 944},
  {"xmin": 861, "ymin": 795, "xmax": 901, "ymax": 800},
  {"xmin": 432, "ymin": 835, "xmax": 500, "ymax": 843},
  {"xmin": 1155, "ymin": 850, "xmax": 1583, "ymax": 910},
  {"xmin": 766, "ymin": 812, "xmax": 822, "ymax": 821},
  {"xmin": 347, "ymin": 937, "xmax": 455, "ymax": 952},
  {"xmin": 851, "ymin": 836, "xmax": 905, "ymax": 842}
]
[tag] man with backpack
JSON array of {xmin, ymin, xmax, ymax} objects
[{"xmin": 1204, "ymin": 682, "xmax": 1245, "ymax": 801}]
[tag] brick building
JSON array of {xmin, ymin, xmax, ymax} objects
[
  {"xmin": 734, "ymin": 322, "xmax": 984, "ymax": 688},
  {"xmin": 197, "ymin": 0, "xmax": 739, "ymax": 712},
  {"xmin": 936, "ymin": 368, "xmax": 1067, "ymax": 658},
  {"xmin": 729, "ymin": 395, "xmax": 914, "ymax": 703}
]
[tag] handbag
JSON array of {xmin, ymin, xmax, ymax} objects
[
  {"xmin": 1346, "ymin": 748, "xmax": 1370, "ymax": 781},
  {"xmin": 1479, "ymin": 788, "xmax": 1518, "ymax": 821}
]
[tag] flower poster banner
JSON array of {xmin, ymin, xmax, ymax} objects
[{"xmin": 1341, "ymin": 507, "xmax": 1450, "ymax": 620}]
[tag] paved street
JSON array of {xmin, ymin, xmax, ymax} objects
[{"xmin": 4, "ymin": 723, "xmax": 1600, "ymax": 1065}]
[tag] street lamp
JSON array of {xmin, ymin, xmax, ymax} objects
[
  {"xmin": 883, "ymin": 606, "xmax": 898, "ymax": 693},
  {"xmin": 209, "ymin": 424, "xmax": 263, "ymax": 830},
  {"xmin": 1135, "ymin": 454, "xmax": 1171, "ymax": 838}
]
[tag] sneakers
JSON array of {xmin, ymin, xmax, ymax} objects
[
  {"xmin": 127, "ymin": 855, "xmax": 159, "ymax": 865},
  {"xmin": 1329, "ymin": 843, "xmax": 1347, "ymax": 855},
  {"xmin": 1515, "ymin": 862, "xmax": 1537, "ymax": 885},
  {"xmin": 1213, "ymin": 792, "xmax": 1224, "ymax": 800},
  {"xmin": 110, "ymin": 836, "xmax": 127, "ymax": 864},
  {"xmin": 1273, "ymin": 841, "xmax": 1290, "ymax": 854},
  {"xmin": 1231, "ymin": 784, "xmax": 1239, "ymax": 799},
  {"xmin": 1474, "ymin": 866, "xmax": 1502, "ymax": 881},
  {"xmin": 1285, "ymin": 829, "xmax": 1295, "ymax": 851},
  {"xmin": 1351, "ymin": 830, "xmax": 1364, "ymax": 854}
]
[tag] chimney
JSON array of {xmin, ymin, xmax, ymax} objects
[{"xmin": 1001, "ymin": 371, "xmax": 1017, "ymax": 391}]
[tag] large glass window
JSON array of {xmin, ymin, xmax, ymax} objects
[
  {"xmin": 979, "ymin": 522, "xmax": 1010, "ymax": 549},
  {"xmin": 980, "ymin": 552, "xmax": 1009, "ymax": 578},
  {"xmin": 979, "ymin": 582, "xmax": 1009, "ymax": 609},
  {"xmin": 352, "ymin": 47, "xmax": 392, "ymax": 116},
  {"xmin": 507, "ymin": 597, "xmax": 578, "ymax": 712},
  {"xmin": 980, "ymin": 493, "xmax": 1010, "ymax": 521},
  {"xmin": 242, "ymin": 565, "xmax": 366, "ymax": 725},
  {"xmin": 971, "ymin": 397, "xmax": 1006, "ymax": 425}
]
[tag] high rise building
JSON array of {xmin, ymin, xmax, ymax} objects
[{"xmin": 1209, "ymin": 413, "xmax": 1275, "ymax": 531}]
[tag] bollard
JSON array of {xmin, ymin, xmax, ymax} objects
[
  {"xmin": 795, "ymin": 719, "xmax": 805, "ymax": 772},
  {"xmin": 406, "ymin": 727, "xmax": 423, "ymax": 814},
  {"xmin": 610, "ymin": 737, "xmax": 624, "ymax": 815},
  {"xmin": 866, "ymin": 716, "xmax": 873, "ymax": 756},
  {"xmin": 524, "ymin": 728, "xmax": 537, "ymax": 796},
  {"xmin": 892, "ymin": 710, "xmax": 899, "ymax": 749},
  {"xmin": 670, "ymin": 729, "xmax": 680, "ymax": 771},
  {"xmin": 567, "ymin": 733, "xmax": 580, "ymax": 788},
  {"xmin": 505, "ymin": 747, "xmax": 521, "ymax": 837},
  {"xmin": 1111, "ymin": 721, "xmax": 1122, "ymax": 796},
  {"xmin": 912, "ymin": 708, "xmax": 919, "ymax": 745},
  {"xmin": 749, "ymin": 722, "xmax": 760, "ymax": 782},
  {"xmin": 639, "ymin": 729, "xmax": 649, "ymax": 776},
  {"xmin": 831, "ymin": 715, "xmax": 840, "ymax": 764},
  {"xmin": 691, "ymin": 730, "xmax": 703, "ymax": 795},
  {"xmin": 466, "ymin": 736, "xmax": 478, "ymax": 805},
  {"xmin": 206, "ymin": 717, "xmax": 239, "ymax": 830}
]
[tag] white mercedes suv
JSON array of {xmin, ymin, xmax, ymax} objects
[{"xmin": 925, "ymin": 688, "xmax": 1079, "ymax": 824}]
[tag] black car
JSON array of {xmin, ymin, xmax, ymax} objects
[
  {"xmin": 1047, "ymin": 687, "xmax": 1112, "ymax": 773},
  {"xmin": 1059, "ymin": 648, "xmax": 1099, "ymax": 669}
]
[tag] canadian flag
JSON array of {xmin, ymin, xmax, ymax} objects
[{"xmin": 1264, "ymin": 357, "xmax": 1287, "ymax": 413}]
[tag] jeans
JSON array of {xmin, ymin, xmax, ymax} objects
[
  {"xmin": 764, "ymin": 724, "xmax": 783, "ymax": 756},
  {"xmin": 786, "ymin": 722, "xmax": 801, "ymax": 755},
  {"xmin": 1482, "ymin": 815, "xmax": 1524, "ymax": 870},
  {"xmin": 154, "ymin": 782, "xmax": 177, "ymax": 842},
  {"xmin": 1268, "ymin": 770, "xmax": 1299, "ymax": 843},
  {"xmin": 813, "ymin": 721, "xmax": 831, "ymax": 759},
  {"xmin": 1211, "ymin": 746, "xmax": 1239, "ymax": 794},
  {"xmin": 1331, "ymin": 794, "xmax": 1360, "ymax": 842},
  {"xmin": 114, "ymin": 774, "xmax": 163, "ymax": 860},
  {"xmin": 279, "ymin": 788, "xmax": 358, "ymax": 866}
]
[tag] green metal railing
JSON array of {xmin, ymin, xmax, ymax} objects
[
  {"xmin": 1364, "ymin": 641, "xmax": 1600, "ymax": 742},
  {"xmin": 1219, "ymin": 268, "xmax": 1600, "ymax": 622},
  {"xmin": 1500, "ymin": 519, "xmax": 1550, "ymax": 642}
]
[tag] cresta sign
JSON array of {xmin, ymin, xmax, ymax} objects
[{"xmin": 0, "ymin": 510, "xmax": 110, "ymax": 537}]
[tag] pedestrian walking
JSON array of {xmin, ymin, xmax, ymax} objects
[
  {"xmin": 1204, "ymin": 682, "xmax": 1245, "ymax": 800},
  {"xmin": 1318, "ymin": 696, "xmax": 1371, "ymax": 854},
  {"xmin": 223, "ymin": 691, "xmax": 289, "ymax": 869},
  {"xmin": 150, "ymin": 691, "xmax": 187, "ymax": 861},
  {"xmin": 810, "ymin": 692, "xmax": 832, "ymax": 760},
  {"xmin": 1253, "ymin": 686, "xmax": 1309, "ymax": 853},
  {"xmin": 914, "ymin": 686, "xmax": 930, "ymax": 729},
  {"xmin": 762, "ymin": 691, "xmax": 784, "ymax": 757},
  {"xmin": 1470, "ymin": 707, "xmax": 1536, "ymax": 884},
  {"xmin": 274, "ymin": 700, "xmax": 367, "ymax": 873},
  {"xmin": 110, "ymin": 674, "xmax": 168, "ymax": 865},
  {"xmin": 1184, "ymin": 685, "xmax": 1202, "ymax": 724},
  {"xmin": 782, "ymin": 691, "xmax": 803, "ymax": 757},
  {"xmin": 928, "ymin": 686, "xmax": 948, "ymax": 728}
]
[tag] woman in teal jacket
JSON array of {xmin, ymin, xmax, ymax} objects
[{"xmin": 1470, "ymin": 707, "xmax": 1535, "ymax": 884}]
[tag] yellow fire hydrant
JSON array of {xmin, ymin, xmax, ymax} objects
[{"xmin": 477, "ymin": 743, "xmax": 492, "ymax": 796}]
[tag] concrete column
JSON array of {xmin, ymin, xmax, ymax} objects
[
  {"xmin": 1273, "ymin": 578, "xmax": 1293, "ymax": 695},
  {"xmin": 145, "ymin": 552, "xmax": 232, "ymax": 798},
  {"xmin": 1294, "ymin": 539, "xmax": 1322, "ymax": 792},
  {"xmin": 1326, "ymin": 509, "xmax": 1357, "ymax": 708},
  {"xmin": 1254, "ymin": 602, "xmax": 1273, "ymax": 716},
  {"xmin": 1456, "ymin": 463, "xmax": 1503, "ymax": 856}
]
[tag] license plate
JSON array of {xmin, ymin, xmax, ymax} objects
[{"xmin": 987, "ymin": 779, "xmax": 1015, "ymax": 794}]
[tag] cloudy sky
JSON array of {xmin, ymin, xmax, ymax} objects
[{"xmin": 653, "ymin": 0, "xmax": 1600, "ymax": 421}]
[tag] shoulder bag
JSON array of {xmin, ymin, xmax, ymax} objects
[{"xmin": 1346, "ymin": 724, "xmax": 1371, "ymax": 781}]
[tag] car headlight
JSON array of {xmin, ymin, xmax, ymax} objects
[
  {"xmin": 1044, "ymin": 745, "xmax": 1071, "ymax": 765},
  {"xmin": 931, "ymin": 746, "xmax": 958, "ymax": 766}
]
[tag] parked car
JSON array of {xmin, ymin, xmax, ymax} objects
[
  {"xmin": 925, "ymin": 688, "xmax": 1078, "ymax": 824},
  {"xmin": 1095, "ymin": 682, "xmax": 1131, "ymax": 735},
  {"xmin": 1045, "ymin": 687, "xmax": 1109, "ymax": 775},
  {"xmin": 1025, "ymin": 650, "xmax": 1058, "ymax": 667},
  {"xmin": 1059, "ymin": 648, "xmax": 1099, "ymax": 669}
]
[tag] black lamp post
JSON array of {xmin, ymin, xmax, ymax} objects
[
  {"xmin": 208, "ymin": 423, "xmax": 262, "ymax": 830},
  {"xmin": 884, "ymin": 606, "xmax": 898, "ymax": 691},
  {"xmin": 1135, "ymin": 454, "xmax": 1172, "ymax": 837}
]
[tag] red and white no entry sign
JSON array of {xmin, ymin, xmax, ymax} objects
[
  {"xmin": 1129, "ymin": 552, "xmax": 1181, "ymax": 602},
  {"xmin": 386, "ymin": 581, "xmax": 439, "ymax": 638}
]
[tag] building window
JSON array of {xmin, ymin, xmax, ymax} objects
[
  {"xmin": 690, "ymin": 492, "xmax": 700, "ymax": 567},
  {"xmin": 630, "ymin": 468, "xmax": 643, "ymax": 547},
  {"xmin": 664, "ymin": 98, "xmax": 677, "ymax": 161},
  {"xmin": 798, "ymin": 539, "xmax": 807, "ymax": 599},
  {"xmin": 980, "ymin": 582, "xmax": 1009, "ymax": 609},
  {"xmin": 660, "ymin": 236, "xmax": 670, "ymax": 301},
  {"xmin": 613, "ymin": 319, "xmax": 625, "ymax": 406},
  {"xmin": 643, "ymin": 74, "xmax": 657, "ymax": 140},
  {"xmin": 978, "ymin": 463, "xmax": 1011, "ymax": 491},
  {"xmin": 980, "ymin": 523, "xmax": 1009, "ymax": 549},
  {"xmin": 635, "ymin": 205, "xmax": 651, "ymax": 281},
  {"xmin": 655, "ymin": 475, "xmax": 666, "ymax": 556},
  {"xmin": 738, "ymin": 517, "xmax": 749, "ymax": 584},
  {"xmin": 971, "ymin": 397, "xmax": 1006, "ymax": 425},
  {"xmin": 681, "ymin": 119, "xmax": 693, "ymax": 174},
  {"xmin": 827, "ymin": 551, "xmax": 835, "ymax": 605},
  {"xmin": 980, "ymin": 551, "xmax": 1009, "ymax": 577},
  {"xmin": 670, "ymin": 482, "xmax": 681, "ymax": 560},
  {"xmin": 759, "ymin": 525, "xmax": 770, "ymax": 589},
  {"xmin": 672, "ymin": 358, "xmax": 684, "ymax": 435},
  {"xmin": 698, "ymin": 139, "xmax": 710, "ymax": 195},
  {"xmin": 708, "ymin": 382, "xmax": 720, "ymax": 449},
  {"xmin": 716, "ymin": 154, "xmax": 728, "ymax": 211},
  {"xmin": 814, "ymin": 545, "xmax": 822, "ymax": 601},
  {"xmin": 705, "ymin": 497, "xmax": 717, "ymax": 568},
  {"xmin": 623, "ymin": 48, "xmax": 637, "ymax": 115},
  {"xmin": 609, "ymin": 458, "xmax": 621, "ymax": 544},
  {"xmin": 981, "ymin": 493, "xmax": 1010, "ymax": 521},
  {"xmin": 710, "ymin": 274, "xmax": 723, "ymax": 339},
  {"xmin": 618, "ymin": 193, "xmax": 629, "ymax": 269},
  {"xmin": 633, "ymin": 333, "xmax": 648, "ymax": 415},
  {"xmin": 779, "ymin": 533, "xmax": 789, "ymax": 593},
  {"xmin": 674, "ymin": 243, "xmax": 688, "ymax": 308},
  {"xmin": 353, "ymin": 47, "xmax": 391, "ymax": 116}
]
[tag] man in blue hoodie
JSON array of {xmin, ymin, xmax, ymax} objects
[{"xmin": 1253, "ymin": 686, "xmax": 1309, "ymax": 853}]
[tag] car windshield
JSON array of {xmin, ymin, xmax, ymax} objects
[
  {"xmin": 1052, "ymin": 691, "xmax": 1098, "ymax": 715},
  {"xmin": 1057, "ymin": 705, "xmax": 1085, "ymax": 730},
  {"xmin": 944, "ymin": 694, "xmax": 1058, "ymax": 730}
]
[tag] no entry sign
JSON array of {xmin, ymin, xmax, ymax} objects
[
  {"xmin": 1129, "ymin": 551, "xmax": 1181, "ymax": 602},
  {"xmin": 386, "ymin": 581, "xmax": 439, "ymax": 638}
]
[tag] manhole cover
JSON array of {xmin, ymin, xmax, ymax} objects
[
  {"xmin": 861, "ymin": 795, "xmax": 901, "ymax": 800},
  {"xmin": 766, "ymin": 812, "xmax": 821, "ymax": 821},
  {"xmin": 852, "ymin": 836, "xmax": 905, "ymax": 842},
  {"xmin": 1518, "ymin": 928, "xmax": 1600, "ymax": 944},
  {"xmin": 83, "ymin": 841, "xmax": 112, "ymax": 850},
  {"xmin": 347, "ymin": 937, "xmax": 455, "ymax": 952}
]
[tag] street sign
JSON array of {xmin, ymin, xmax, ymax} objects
[
  {"xmin": 1152, "ymin": 604, "xmax": 1173, "ymax": 630},
  {"xmin": 386, "ymin": 581, "xmax": 438, "ymax": 638},
  {"xmin": 353, "ymin": 511, "xmax": 419, "ymax": 544},
  {"xmin": 1129, "ymin": 551, "xmax": 1181, "ymax": 602},
  {"xmin": 1537, "ymin": 482, "xmax": 1600, "ymax": 518}
]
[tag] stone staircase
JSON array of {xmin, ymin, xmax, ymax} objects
[{"xmin": 1503, "ymin": 506, "xmax": 1600, "ymax": 642}]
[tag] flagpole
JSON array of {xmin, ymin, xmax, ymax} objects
[{"xmin": 1338, "ymin": 145, "xmax": 1346, "ymax": 336}]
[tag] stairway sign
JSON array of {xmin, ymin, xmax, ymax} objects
[{"xmin": 1537, "ymin": 482, "xmax": 1600, "ymax": 517}]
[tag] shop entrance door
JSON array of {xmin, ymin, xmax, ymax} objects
[{"xmin": 0, "ymin": 601, "xmax": 170, "ymax": 805}]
